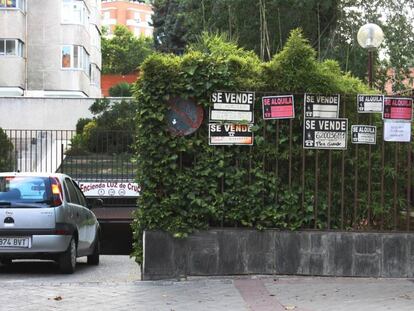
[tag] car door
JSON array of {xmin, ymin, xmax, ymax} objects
[{"xmin": 63, "ymin": 178, "xmax": 88, "ymax": 253}]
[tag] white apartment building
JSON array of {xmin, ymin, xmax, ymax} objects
[{"xmin": 0, "ymin": 0, "xmax": 102, "ymax": 98}]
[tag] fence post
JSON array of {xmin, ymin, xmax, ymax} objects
[{"xmin": 61, "ymin": 143, "xmax": 64, "ymax": 174}]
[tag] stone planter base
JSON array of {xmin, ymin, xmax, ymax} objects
[{"xmin": 142, "ymin": 229, "xmax": 414, "ymax": 280}]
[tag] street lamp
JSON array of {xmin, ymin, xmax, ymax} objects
[
  {"xmin": 356, "ymin": 23, "xmax": 384, "ymax": 228},
  {"xmin": 357, "ymin": 23, "xmax": 384, "ymax": 88}
]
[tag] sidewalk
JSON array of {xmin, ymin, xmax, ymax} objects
[{"xmin": 1, "ymin": 256, "xmax": 413, "ymax": 311}]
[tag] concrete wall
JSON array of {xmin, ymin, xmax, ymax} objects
[
  {"xmin": 143, "ymin": 229, "xmax": 414, "ymax": 280},
  {"xmin": 0, "ymin": 9, "xmax": 25, "ymax": 40},
  {"xmin": 0, "ymin": 58, "xmax": 25, "ymax": 89},
  {"xmin": 0, "ymin": 97, "xmax": 94, "ymax": 130}
]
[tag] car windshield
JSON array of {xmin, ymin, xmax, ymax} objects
[{"xmin": 0, "ymin": 176, "xmax": 52, "ymax": 207}]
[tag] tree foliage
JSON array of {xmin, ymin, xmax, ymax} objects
[
  {"xmin": 68, "ymin": 98, "xmax": 138, "ymax": 155},
  {"xmin": 152, "ymin": 0, "xmax": 339, "ymax": 58},
  {"xmin": 323, "ymin": 0, "xmax": 414, "ymax": 92},
  {"xmin": 152, "ymin": 0, "xmax": 414, "ymax": 92},
  {"xmin": 0, "ymin": 128, "xmax": 13, "ymax": 172},
  {"xmin": 102, "ymin": 25, "xmax": 154, "ymax": 74},
  {"xmin": 109, "ymin": 82, "xmax": 133, "ymax": 97},
  {"xmin": 131, "ymin": 30, "xmax": 375, "ymax": 264}
]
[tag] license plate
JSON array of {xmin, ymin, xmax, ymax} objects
[{"xmin": 0, "ymin": 237, "xmax": 31, "ymax": 248}]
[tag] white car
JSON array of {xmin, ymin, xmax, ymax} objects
[{"xmin": 0, "ymin": 172, "xmax": 101, "ymax": 274}]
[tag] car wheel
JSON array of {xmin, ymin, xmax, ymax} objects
[
  {"xmin": 59, "ymin": 237, "xmax": 77, "ymax": 274},
  {"xmin": 0, "ymin": 258, "xmax": 12, "ymax": 266},
  {"xmin": 87, "ymin": 237, "xmax": 100, "ymax": 265}
]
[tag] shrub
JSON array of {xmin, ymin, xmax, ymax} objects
[
  {"xmin": 0, "ymin": 128, "xmax": 13, "ymax": 172},
  {"xmin": 109, "ymin": 82, "xmax": 133, "ymax": 97},
  {"xmin": 76, "ymin": 118, "xmax": 92, "ymax": 134}
]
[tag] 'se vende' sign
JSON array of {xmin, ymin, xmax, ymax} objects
[
  {"xmin": 303, "ymin": 118, "xmax": 348, "ymax": 150},
  {"xmin": 210, "ymin": 91, "xmax": 254, "ymax": 122},
  {"xmin": 304, "ymin": 93, "xmax": 340, "ymax": 118}
]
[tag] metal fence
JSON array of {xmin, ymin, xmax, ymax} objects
[
  {"xmin": 216, "ymin": 93, "xmax": 414, "ymax": 233},
  {"xmin": 3, "ymin": 94, "xmax": 414, "ymax": 233},
  {"xmin": 3, "ymin": 129, "xmax": 137, "ymax": 182},
  {"xmin": 266, "ymin": 120, "xmax": 413, "ymax": 232}
]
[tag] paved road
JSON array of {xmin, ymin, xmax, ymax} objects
[
  {"xmin": 0, "ymin": 256, "xmax": 245, "ymax": 311},
  {"xmin": 1, "ymin": 256, "xmax": 414, "ymax": 311}
]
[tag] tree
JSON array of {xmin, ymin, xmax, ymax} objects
[
  {"xmin": 88, "ymin": 98, "xmax": 138, "ymax": 133},
  {"xmin": 152, "ymin": 0, "xmax": 188, "ymax": 54},
  {"xmin": 152, "ymin": 0, "xmax": 414, "ymax": 92},
  {"xmin": 0, "ymin": 128, "xmax": 13, "ymax": 172},
  {"xmin": 102, "ymin": 25, "xmax": 154, "ymax": 74},
  {"xmin": 68, "ymin": 98, "xmax": 139, "ymax": 155},
  {"xmin": 152, "ymin": 0, "xmax": 340, "ymax": 58},
  {"xmin": 321, "ymin": 0, "xmax": 414, "ymax": 91}
]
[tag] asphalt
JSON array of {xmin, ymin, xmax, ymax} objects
[{"xmin": 1, "ymin": 256, "xmax": 413, "ymax": 311}]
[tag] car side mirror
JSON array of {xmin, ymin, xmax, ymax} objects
[{"xmin": 90, "ymin": 198, "xmax": 103, "ymax": 209}]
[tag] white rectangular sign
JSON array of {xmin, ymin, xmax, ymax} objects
[
  {"xmin": 210, "ymin": 91, "xmax": 255, "ymax": 122},
  {"xmin": 213, "ymin": 104, "xmax": 251, "ymax": 111},
  {"xmin": 78, "ymin": 181, "xmax": 140, "ymax": 197},
  {"xmin": 383, "ymin": 120, "xmax": 411, "ymax": 142},
  {"xmin": 210, "ymin": 110, "xmax": 253, "ymax": 122}
]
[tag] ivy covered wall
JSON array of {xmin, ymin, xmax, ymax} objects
[{"xmin": 131, "ymin": 29, "xmax": 403, "ymax": 263}]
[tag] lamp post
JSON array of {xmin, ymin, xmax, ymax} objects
[
  {"xmin": 357, "ymin": 23, "xmax": 384, "ymax": 88},
  {"xmin": 356, "ymin": 23, "xmax": 384, "ymax": 229}
]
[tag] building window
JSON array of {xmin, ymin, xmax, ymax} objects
[
  {"xmin": 0, "ymin": 39, "xmax": 24, "ymax": 57},
  {"xmin": 62, "ymin": 0, "xmax": 89, "ymax": 25},
  {"xmin": 89, "ymin": 63, "xmax": 100, "ymax": 86},
  {"xmin": 0, "ymin": 0, "xmax": 25, "ymax": 10},
  {"xmin": 61, "ymin": 45, "xmax": 90, "ymax": 74}
]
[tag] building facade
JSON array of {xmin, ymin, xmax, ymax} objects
[
  {"xmin": 0, "ymin": 0, "xmax": 102, "ymax": 98},
  {"xmin": 101, "ymin": 0, "xmax": 153, "ymax": 38}
]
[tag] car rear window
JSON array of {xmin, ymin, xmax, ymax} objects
[{"xmin": 0, "ymin": 176, "xmax": 52, "ymax": 204}]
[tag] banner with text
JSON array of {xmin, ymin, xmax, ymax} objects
[{"xmin": 78, "ymin": 182, "xmax": 140, "ymax": 197}]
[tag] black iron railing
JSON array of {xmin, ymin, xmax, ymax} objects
[{"xmin": 3, "ymin": 129, "xmax": 136, "ymax": 182}]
